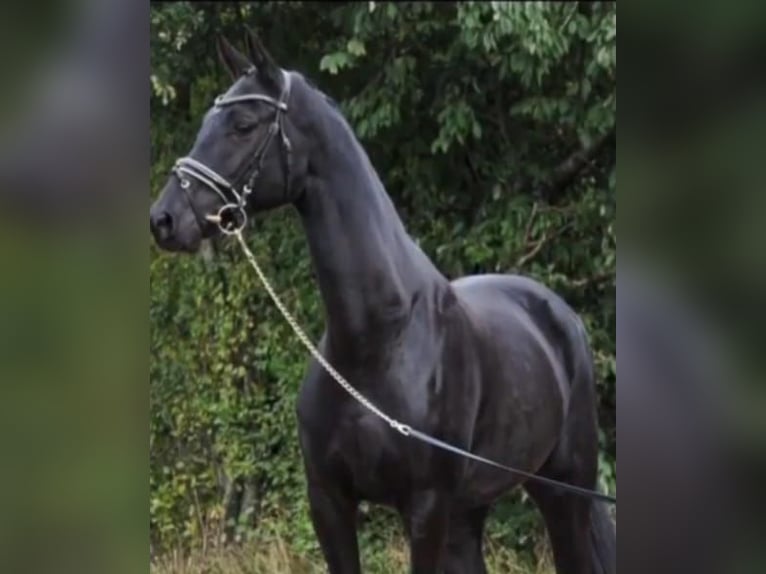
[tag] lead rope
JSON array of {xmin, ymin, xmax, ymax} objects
[{"xmin": 226, "ymin": 228, "xmax": 617, "ymax": 505}]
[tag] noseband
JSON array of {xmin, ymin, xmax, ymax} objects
[{"xmin": 172, "ymin": 68, "xmax": 293, "ymax": 234}]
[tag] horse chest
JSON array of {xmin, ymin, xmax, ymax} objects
[
  {"xmin": 298, "ymin": 338, "xmax": 446, "ymax": 503},
  {"xmin": 328, "ymin": 409, "xmax": 412, "ymax": 503}
]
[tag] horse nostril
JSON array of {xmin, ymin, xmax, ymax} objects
[{"xmin": 150, "ymin": 210, "xmax": 174, "ymax": 239}]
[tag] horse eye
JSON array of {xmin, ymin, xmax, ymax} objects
[{"xmin": 234, "ymin": 121, "xmax": 256, "ymax": 134}]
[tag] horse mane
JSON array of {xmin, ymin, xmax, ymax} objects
[{"xmin": 300, "ymin": 72, "xmax": 341, "ymax": 112}]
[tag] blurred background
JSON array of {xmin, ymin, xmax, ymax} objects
[
  {"xmin": 0, "ymin": 0, "xmax": 148, "ymax": 572},
  {"xmin": 149, "ymin": 3, "xmax": 614, "ymax": 573},
  {"xmin": 620, "ymin": 2, "xmax": 766, "ymax": 573},
  {"xmin": 2, "ymin": 0, "xmax": 764, "ymax": 573}
]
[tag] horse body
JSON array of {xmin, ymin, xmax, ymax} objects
[
  {"xmin": 448, "ymin": 275, "xmax": 574, "ymax": 502},
  {"xmin": 149, "ymin": 32, "xmax": 615, "ymax": 574},
  {"xmin": 297, "ymin": 273, "xmax": 574, "ymax": 501},
  {"xmin": 295, "ymin": 208, "xmax": 592, "ymax": 574}
]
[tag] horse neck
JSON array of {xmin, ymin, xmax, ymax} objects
[{"xmin": 295, "ymin": 95, "xmax": 446, "ymax": 351}]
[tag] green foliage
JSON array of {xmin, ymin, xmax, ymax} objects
[{"xmin": 150, "ymin": 0, "xmax": 616, "ymax": 561}]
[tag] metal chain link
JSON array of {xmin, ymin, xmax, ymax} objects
[{"xmin": 233, "ymin": 230, "xmax": 412, "ymax": 437}]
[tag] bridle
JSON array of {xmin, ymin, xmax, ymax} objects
[{"xmin": 171, "ymin": 67, "xmax": 293, "ymax": 234}]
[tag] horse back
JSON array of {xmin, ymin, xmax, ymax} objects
[{"xmin": 452, "ymin": 273, "xmax": 590, "ymax": 388}]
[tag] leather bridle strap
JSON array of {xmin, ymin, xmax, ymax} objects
[{"xmin": 175, "ymin": 157, "xmax": 237, "ymax": 205}]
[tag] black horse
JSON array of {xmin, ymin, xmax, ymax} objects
[{"xmin": 150, "ymin": 32, "xmax": 616, "ymax": 574}]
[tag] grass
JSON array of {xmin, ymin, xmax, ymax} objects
[{"xmin": 151, "ymin": 536, "xmax": 555, "ymax": 574}]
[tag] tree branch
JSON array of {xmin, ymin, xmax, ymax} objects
[
  {"xmin": 568, "ymin": 271, "xmax": 614, "ymax": 288},
  {"xmin": 514, "ymin": 221, "xmax": 573, "ymax": 269},
  {"xmin": 523, "ymin": 202, "xmax": 539, "ymax": 244},
  {"xmin": 516, "ymin": 232, "xmax": 549, "ymax": 268},
  {"xmin": 538, "ymin": 126, "xmax": 616, "ymax": 202}
]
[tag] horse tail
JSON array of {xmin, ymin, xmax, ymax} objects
[
  {"xmin": 572, "ymin": 314, "xmax": 616, "ymax": 574},
  {"xmin": 589, "ymin": 499, "xmax": 617, "ymax": 574},
  {"xmin": 549, "ymin": 297, "xmax": 617, "ymax": 573},
  {"xmin": 572, "ymin": 314, "xmax": 617, "ymax": 574}
]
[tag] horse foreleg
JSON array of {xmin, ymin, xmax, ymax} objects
[
  {"xmin": 307, "ymin": 482, "xmax": 361, "ymax": 574},
  {"xmin": 445, "ymin": 506, "xmax": 490, "ymax": 574},
  {"xmin": 406, "ymin": 489, "xmax": 452, "ymax": 574}
]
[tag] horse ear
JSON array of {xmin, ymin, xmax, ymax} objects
[
  {"xmin": 244, "ymin": 28, "xmax": 283, "ymax": 91},
  {"xmin": 216, "ymin": 35, "xmax": 252, "ymax": 81}
]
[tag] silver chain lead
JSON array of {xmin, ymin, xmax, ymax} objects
[{"xmin": 233, "ymin": 230, "xmax": 412, "ymax": 437}]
